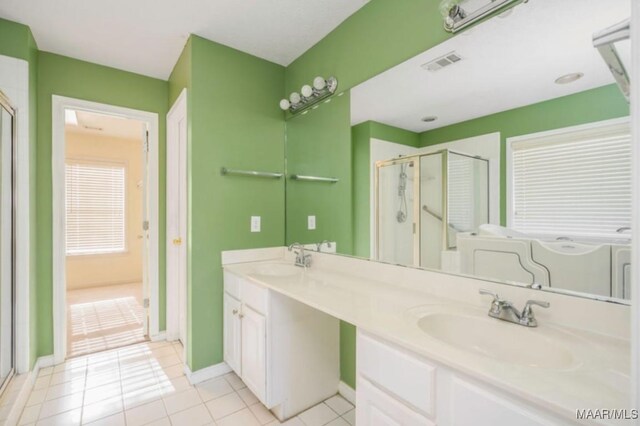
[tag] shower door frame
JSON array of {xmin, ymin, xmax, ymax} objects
[
  {"xmin": 374, "ymin": 149, "xmax": 490, "ymax": 268},
  {"xmin": 0, "ymin": 91, "xmax": 16, "ymax": 397},
  {"xmin": 374, "ymin": 156, "xmax": 421, "ymax": 266}
]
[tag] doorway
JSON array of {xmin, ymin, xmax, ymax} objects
[{"xmin": 52, "ymin": 97, "xmax": 160, "ymax": 363}]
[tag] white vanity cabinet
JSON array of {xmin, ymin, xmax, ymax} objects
[
  {"xmin": 223, "ymin": 270, "xmax": 340, "ymax": 421},
  {"xmin": 357, "ymin": 330, "xmax": 571, "ymax": 426}
]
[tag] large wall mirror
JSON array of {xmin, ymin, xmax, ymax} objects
[{"xmin": 285, "ymin": 0, "xmax": 631, "ymax": 304}]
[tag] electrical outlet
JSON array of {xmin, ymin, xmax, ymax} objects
[
  {"xmin": 251, "ymin": 216, "xmax": 261, "ymax": 232},
  {"xmin": 308, "ymin": 215, "xmax": 316, "ymax": 230}
]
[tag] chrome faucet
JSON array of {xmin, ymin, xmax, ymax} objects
[
  {"xmin": 315, "ymin": 240, "xmax": 332, "ymax": 252},
  {"xmin": 288, "ymin": 243, "xmax": 312, "ymax": 268},
  {"xmin": 479, "ymin": 289, "xmax": 549, "ymax": 327}
]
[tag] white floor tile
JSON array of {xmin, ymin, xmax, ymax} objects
[
  {"xmin": 84, "ymin": 412, "xmax": 126, "ymax": 426},
  {"xmin": 249, "ymin": 402, "xmax": 276, "ymax": 424},
  {"xmin": 33, "ymin": 376, "xmax": 51, "ymax": 391},
  {"xmin": 38, "ymin": 392, "xmax": 84, "ymax": 419},
  {"xmin": 223, "ymin": 372, "xmax": 246, "ymax": 391},
  {"xmin": 19, "ymin": 404, "xmax": 41, "ymax": 425},
  {"xmin": 162, "ymin": 387, "xmax": 202, "ymax": 415},
  {"xmin": 237, "ymin": 387, "xmax": 259, "ymax": 405},
  {"xmin": 169, "ymin": 404, "xmax": 213, "ymax": 426},
  {"xmin": 326, "ymin": 418, "xmax": 350, "ymax": 426},
  {"xmin": 197, "ymin": 377, "xmax": 234, "ymax": 402},
  {"xmin": 38, "ymin": 367, "xmax": 54, "ymax": 377},
  {"xmin": 25, "ymin": 389, "xmax": 47, "ymax": 406},
  {"xmin": 158, "ymin": 375, "xmax": 191, "ymax": 397},
  {"xmin": 216, "ymin": 407, "xmax": 261, "ymax": 426},
  {"xmin": 83, "ymin": 381, "xmax": 122, "ymax": 405},
  {"xmin": 205, "ymin": 392, "xmax": 246, "ymax": 420},
  {"xmin": 342, "ymin": 408, "xmax": 355, "ymax": 425},
  {"xmin": 143, "ymin": 417, "xmax": 171, "ymax": 426},
  {"xmin": 325, "ymin": 395, "xmax": 354, "ymax": 415},
  {"xmin": 298, "ymin": 403, "xmax": 339, "ymax": 426},
  {"xmin": 125, "ymin": 399, "xmax": 167, "ymax": 426},
  {"xmin": 36, "ymin": 407, "xmax": 82, "ymax": 426},
  {"xmin": 266, "ymin": 417, "xmax": 305, "ymax": 426},
  {"xmin": 45, "ymin": 379, "xmax": 86, "ymax": 401},
  {"xmin": 82, "ymin": 395, "xmax": 123, "ymax": 424}
]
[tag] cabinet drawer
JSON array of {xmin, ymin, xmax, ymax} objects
[
  {"xmin": 357, "ymin": 331, "xmax": 436, "ymax": 417},
  {"xmin": 241, "ymin": 279, "xmax": 268, "ymax": 314},
  {"xmin": 223, "ymin": 271, "xmax": 241, "ymax": 299}
]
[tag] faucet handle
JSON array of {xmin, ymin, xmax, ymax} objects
[
  {"xmin": 479, "ymin": 289, "xmax": 501, "ymax": 302},
  {"xmin": 523, "ymin": 300, "xmax": 550, "ymax": 309},
  {"xmin": 520, "ymin": 300, "xmax": 549, "ymax": 327}
]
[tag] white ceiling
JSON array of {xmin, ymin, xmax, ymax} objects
[
  {"xmin": 351, "ymin": 0, "xmax": 631, "ymax": 133},
  {"xmin": 66, "ymin": 109, "xmax": 145, "ymax": 141},
  {"xmin": 0, "ymin": 0, "xmax": 369, "ymax": 80}
]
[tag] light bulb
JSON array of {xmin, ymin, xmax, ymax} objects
[
  {"xmin": 313, "ymin": 77, "xmax": 326, "ymax": 90},
  {"xmin": 289, "ymin": 92, "xmax": 301, "ymax": 104},
  {"xmin": 279, "ymin": 99, "xmax": 291, "ymax": 110},
  {"xmin": 301, "ymin": 85, "xmax": 313, "ymax": 98}
]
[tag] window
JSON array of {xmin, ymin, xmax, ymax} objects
[
  {"xmin": 509, "ymin": 119, "xmax": 631, "ymax": 240},
  {"xmin": 66, "ymin": 160, "xmax": 126, "ymax": 255}
]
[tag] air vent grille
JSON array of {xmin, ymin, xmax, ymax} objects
[{"xmin": 422, "ymin": 51, "xmax": 463, "ymax": 71}]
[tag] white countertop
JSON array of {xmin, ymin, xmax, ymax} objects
[{"xmin": 223, "ymin": 252, "xmax": 630, "ymax": 425}]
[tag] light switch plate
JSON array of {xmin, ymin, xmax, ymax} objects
[
  {"xmin": 251, "ymin": 216, "xmax": 261, "ymax": 232},
  {"xmin": 308, "ymin": 215, "xmax": 316, "ymax": 230}
]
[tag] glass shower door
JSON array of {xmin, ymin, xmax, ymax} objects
[
  {"xmin": 0, "ymin": 94, "xmax": 15, "ymax": 395},
  {"xmin": 375, "ymin": 158, "xmax": 419, "ymax": 266}
]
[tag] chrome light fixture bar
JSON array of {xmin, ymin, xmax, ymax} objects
[
  {"xmin": 593, "ymin": 19, "xmax": 630, "ymax": 103},
  {"xmin": 441, "ymin": 0, "xmax": 526, "ymax": 33},
  {"xmin": 279, "ymin": 76, "xmax": 338, "ymax": 114}
]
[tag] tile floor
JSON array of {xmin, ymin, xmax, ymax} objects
[
  {"xmin": 19, "ymin": 340, "xmax": 356, "ymax": 425},
  {"xmin": 67, "ymin": 283, "xmax": 146, "ymax": 358}
]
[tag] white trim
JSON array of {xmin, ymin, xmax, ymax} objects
[
  {"xmin": 630, "ymin": 0, "xmax": 639, "ymax": 413},
  {"xmin": 52, "ymin": 96, "xmax": 161, "ymax": 364},
  {"xmin": 150, "ymin": 331, "xmax": 167, "ymax": 342},
  {"xmin": 166, "ymin": 89, "xmax": 188, "ymax": 344},
  {"xmin": 505, "ymin": 116, "xmax": 631, "ymax": 229},
  {"xmin": 338, "ymin": 381, "xmax": 356, "ymax": 406},
  {"xmin": 3, "ymin": 355, "xmax": 54, "ymax": 425},
  {"xmin": 183, "ymin": 361, "xmax": 231, "ymax": 385}
]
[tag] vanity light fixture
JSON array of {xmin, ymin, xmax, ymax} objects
[
  {"xmin": 279, "ymin": 76, "xmax": 338, "ymax": 114},
  {"xmin": 554, "ymin": 72, "xmax": 584, "ymax": 85},
  {"xmin": 439, "ymin": 0, "xmax": 527, "ymax": 33},
  {"xmin": 422, "ymin": 116, "xmax": 438, "ymax": 122}
]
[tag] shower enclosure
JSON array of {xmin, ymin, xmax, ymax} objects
[{"xmin": 375, "ymin": 149, "xmax": 489, "ymax": 269}]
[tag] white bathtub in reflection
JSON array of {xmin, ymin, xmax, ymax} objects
[{"xmin": 457, "ymin": 225, "xmax": 631, "ymax": 299}]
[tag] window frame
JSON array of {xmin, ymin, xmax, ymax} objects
[
  {"xmin": 506, "ymin": 116, "xmax": 631, "ymax": 242},
  {"xmin": 65, "ymin": 157, "xmax": 129, "ymax": 257}
]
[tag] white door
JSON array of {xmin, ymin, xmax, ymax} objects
[
  {"xmin": 357, "ymin": 378, "xmax": 433, "ymax": 426},
  {"xmin": 141, "ymin": 127, "xmax": 150, "ymax": 336},
  {"xmin": 166, "ymin": 90, "xmax": 188, "ymax": 346},
  {"xmin": 240, "ymin": 305, "xmax": 266, "ymax": 402},
  {"xmin": 223, "ymin": 292, "xmax": 242, "ymax": 375}
]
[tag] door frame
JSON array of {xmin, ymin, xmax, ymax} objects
[
  {"xmin": 165, "ymin": 89, "xmax": 188, "ymax": 351},
  {"xmin": 51, "ymin": 95, "xmax": 160, "ymax": 364}
]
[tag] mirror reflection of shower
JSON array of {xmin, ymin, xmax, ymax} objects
[{"xmin": 396, "ymin": 163, "xmax": 408, "ymax": 223}]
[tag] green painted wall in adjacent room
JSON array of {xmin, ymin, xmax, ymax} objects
[
  {"xmin": 185, "ymin": 35, "xmax": 285, "ymax": 371},
  {"xmin": 420, "ymin": 84, "xmax": 630, "ymax": 225},
  {"xmin": 36, "ymin": 52, "xmax": 169, "ymax": 357}
]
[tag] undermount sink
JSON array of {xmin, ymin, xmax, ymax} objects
[
  {"xmin": 417, "ymin": 312, "xmax": 579, "ymax": 370},
  {"xmin": 250, "ymin": 262, "xmax": 301, "ymax": 277}
]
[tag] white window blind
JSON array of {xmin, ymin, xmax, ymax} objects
[
  {"xmin": 66, "ymin": 160, "xmax": 126, "ymax": 255},
  {"xmin": 510, "ymin": 120, "xmax": 631, "ymax": 240}
]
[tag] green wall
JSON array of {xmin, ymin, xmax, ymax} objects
[
  {"xmin": 420, "ymin": 84, "xmax": 629, "ymax": 225},
  {"xmin": 175, "ymin": 35, "xmax": 285, "ymax": 371},
  {"xmin": 0, "ymin": 18, "xmax": 40, "ymax": 368},
  {"xmin": 36, "ymin": 52, "xmax": 169, "ymax": 357}
]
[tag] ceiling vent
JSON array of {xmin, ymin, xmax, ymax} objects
[{"xmin": 421, "ymin": 51, "xmax": 463, "ymax": 72}]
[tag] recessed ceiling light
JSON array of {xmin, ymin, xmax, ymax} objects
[
  {"xmin": 422, "ymin": 116, "xmax": 438, "ymax": 122},
  {"xmin": 555, "ymin": 72, "xmax": 584, "ymax": 85}
]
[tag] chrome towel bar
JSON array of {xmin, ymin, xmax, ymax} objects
[
  {"xmin": 220, "ymin": 167, "xmax": 283, "ymax": 179},
  {"xmin": 290, "ymin": 174, "xmax": 339, "ymax": 183}
]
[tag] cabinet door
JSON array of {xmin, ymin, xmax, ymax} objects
[
  {"xmin": 223, "ymin": 292, "xmax": 242, "ymax": 375},
  {"xmin": 241, "ymin": 304, "xmax": 267, "ymax": 402},
  {"xmin": 357, "ymin": 377, "xmax": 434, "ymax": 426}
]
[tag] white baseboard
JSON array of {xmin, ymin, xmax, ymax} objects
[
  {"xmin": 338, "ymin": 381, "xmax": 356, "ymax": 405},
  {"xmin": 3, "ymin": 355, "xmax": 56, "ymax": 425},
  {"xmin": 150, "ymin": 331, "xmax": 167, "ymax": 342},
  {"xmin": 184, "ymin": 361, "xmax": 231, "ymax": 385}
]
